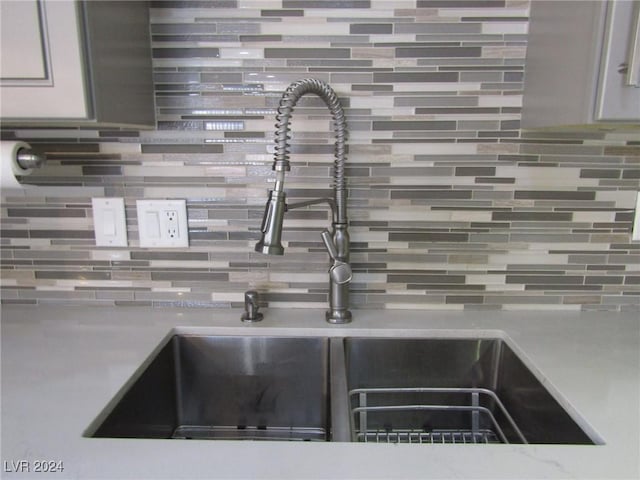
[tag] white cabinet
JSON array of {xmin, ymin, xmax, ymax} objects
[
  {"xmin": 522, "ymin": 0, "xmax": 640, "ymax": 129},
  {"xmin": 0, "ymin": 0, "xmax": 154, "ymax": 128}
]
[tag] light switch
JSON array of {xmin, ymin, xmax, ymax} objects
[
  {"xmin": 92, "ymin": 198, "xmax": 128, "ymax": 247},
  {"xmin": 632, "ymin": 191, "xmax": 640, "ymax": 242},
  {"xmin": 103, "ymin": 209, "xmax": 116, "ymax": 236}
]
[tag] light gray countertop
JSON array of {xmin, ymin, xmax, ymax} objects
[{"xmin": 1, "ymin": 305, "xmax": 639, "ymax": 479}]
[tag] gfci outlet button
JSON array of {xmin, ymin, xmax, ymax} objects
[{"xmin": 136, "ymin": 199, "xmax": 189, "ymax": 248}]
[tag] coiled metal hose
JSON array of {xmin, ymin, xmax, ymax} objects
[{"xmin": 272, "ymin": 78, "xmax": 348, "ymax": 225}]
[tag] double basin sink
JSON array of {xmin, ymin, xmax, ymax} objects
[{"xmin": 86, "ymin": 334, "xmax": 596, "ymax": 445}]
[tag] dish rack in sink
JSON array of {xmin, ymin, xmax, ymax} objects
[{"xmin": 349, "ymin": 387, "xmax": 528, "ymax": 444}]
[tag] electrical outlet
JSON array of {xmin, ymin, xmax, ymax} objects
[
  {"xmin": 165, "ymin": 210, "xmax": 179, "ymax": 238},
  {"xmin": 136, "ymin": 200, "xmax": 189, "ymax": 248}
]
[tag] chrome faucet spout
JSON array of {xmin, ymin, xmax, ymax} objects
[{"xmin": 254, "ymin": 78, "xmax": 352, "ymax": 324}]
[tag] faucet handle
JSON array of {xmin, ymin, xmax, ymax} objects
[
  {"xmin": 330, "ymin": 262, "xmax": 352, "ymax": 285},
  {"xmin": 241, "ymin": 290, "xmax": 264, "ymax": 322},
  {"xmin": 321, "ymin": 230, "xmax": 339, "ymax": 261},
  {"xmin": 322, "ymin": 230, "xmax": 352, "ymax": 285}
]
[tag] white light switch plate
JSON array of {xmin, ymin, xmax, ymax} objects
[
  {"xmin": 92, "ymin": 198, "xmax": 128, "ymax": 247},
  {"xmin": 632, "ymin": 191, "xmax": 640, "ymax": 242},
  {"xmin": 136, "ymin": 199, "xmax": 189, "ymax": 248}
]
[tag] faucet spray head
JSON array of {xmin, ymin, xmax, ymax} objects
[{"xmin": 254, "ymin": 189, "xmax": 286, "ymax": 255}]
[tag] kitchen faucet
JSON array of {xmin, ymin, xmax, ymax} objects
[{"xmin": 254, "ymin": 78, "xmax": 352, "ymax": 324}]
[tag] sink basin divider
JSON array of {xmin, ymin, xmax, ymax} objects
[
  {"xmin": 329, "ymin": 338, "xmax": 352, "ymax": 442},
  {"xmin": 172, "ymin": 336, "xmax": 185, "ymax": 429}
]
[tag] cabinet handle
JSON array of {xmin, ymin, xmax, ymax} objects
[{"xmin": 626, "ymin": 1, "xmax": 640, "ymax": 87}]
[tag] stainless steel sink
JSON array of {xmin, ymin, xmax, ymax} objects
[
  {"xmin": 88, "ymin": 335, "xmax": 330, "ymax": 441},
  {"xmin": 343, "ymin": 338, "xmax": 595, "ymax": 445},
  {"xmin": 87, "ymin": 334, "xmax": 597, "ymax": 445}
]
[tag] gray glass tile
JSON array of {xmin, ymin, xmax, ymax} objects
[
  {"xmin": 30, "ymin": 230, "xmax": 94, "ymax": 239},
  {"xmin": 395, "ymin": 96, "xmax": 478, "ymax": 107},
  {"xmin": 373, "ymin": 121, "xmax": 456, "ymax": 131},
  {"xmin": 455, "ymin": 167, "xmax": 496, "ymax": 176},
  {"xmin": 469, "ymin": 233, "xmax": 509, "ymax": 243},
  {"xmin": 418, "ymin": 1, "xmax": 505, "ymax": 7},
  {"xmin": 151, "ymin": 24, "xmax": 217, "ymax": 34},
  {"xmin": 478, "ymin": 176, "xmax": 515, "ymax": 184},
  {"xmin": 150, "ymin": 272, "xmax": 229, "ymax": 281},
  {"xmin": 35, "ymin": 271, "xmax": 110, "ymax": 280},
  {"xmin": 396, "ymin": 47, "xmax": 482, "ymax": 58},
  {"xmin": 579, "ymin": 169, "xmax": 621, "ymax": 179},
  {"xmin": 152, "ymin": 35, "xmax": 235, "ymax": 43},
  {"xmin": 485, "ymin": 295, "xmax": 560, "ymax": 304},
  {"xmin": 153, "ymin": 48, "xmax": 220, "ymax": 58},
  {"xmin": 446, "ymin": 295, "xmax": 483, "ymax": 304},
  {"xmin": 200, "ymin": 73, "xmax": 244, "ymax": 83},
  {"xmin": 264, "ymin": 292, "xmax": 326, "ymax": 302},
  {"xmin": 131, "ymin": 252, "xmax": 209, "ymax": 261},
  {"xmin": 7, "ymin": 208, "xmax": 86, "ymax": 218},
  {"xmin": 82, "ymin": 166, "xmax": 122, "ymax": 176},
  {"xmin": 523, "ymin": 285, "xmax": 603, "ymax": 291},
  {"xmin": 13, "ymin": 250, "xmax": 90, "ymax": 260},
  {"xmin": 372, "ymin": 167, "xmax": 452, "ymax": 176},
  {"xmin": 283, "ymin": 1, "xmax": 370, "ymax": 7},
  {"xmin": 504, "ymin": 71, "xmax": 524, "ymax": 82},
  {"xmin": 585, "ymin": 276, "xmax": 624, "ymax": 285},
  {"xmin": 395, "ymin": 23, "xmax": 482, "ymax": 34},
  {"xmin": 561, "ymin": 295, "xmax": 602, "ymax": 305},
  {"xmin": 150, "ymin": 1, "xmax": 237, "ymax": 7},
  {"xmin": 331, "ymin": 73, "xmax": 373, "ymax": 83},
  {"xmin": 261, "ymin": 9, "xmax": 304, "ymax": 17},
  {"xmin": 407, "ymin": 284, "xmax": 485, "ymax": 291},
  {"xmin": 506, "ymin": 275, "xmax": 584, "ymax": 285},
  {"xmin": 141, "ymin": 144, "xmax": 224, "ymax": 153},
  {"xmin": 391, "ymin": 190, "xmax": 472, "ymax": 200},
  {"xmin": 284, "ymin": 36, "xmax": 370, "ymax": 44},
  {"xmin": 265, "ymin": 48, "xmax": 351, "ymax": 58},
  {"xmin": 240, "ymin": 35, "xmax": 283, "ymax": 42},
  {"xmin": 604, "ymin": 145, "xmax": 640, "ymax": 156},
  {"xmin": 492, "ymin": 212, "xmax": 573, "ymax": 221},
  {"xmin": 390, "ymin": 232, "xmax": 469, "ymax": 242},
  {"xmin": 350, "ymin": 24, "xmax": 393, "ymax": 34},
  {"xmin": 373, "ymin": 72, "xmax": 458, "ymax": 83},
  {"xmin": 510, "ymin": 234, "xmax": 591, "ymax": 243},
  {"xmin": 218, "ymin": 23, "xmax": 260, "ymax": 35},
  {"xmin": 388, "ymin": 274, "xmax": 466, "ymax": 284},
  {"xmin": 514, "ymin": 191, "xmax": 596, "ymax": 201}
]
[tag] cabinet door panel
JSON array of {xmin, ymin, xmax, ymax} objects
[
  {"xmin": 596, "ymin": 0, "xmax": 640, "ymax": 122},
  {"xmin": 0, "ymin": 0, "xmax": 51, "ymax": 83},
  {"xmin": 0, "ymin": 0, "xmax": 88, "ymax": 119}
]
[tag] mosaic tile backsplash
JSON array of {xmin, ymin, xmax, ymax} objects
[{"xmin": 1, "ymin": 0, "xmax": 639, "ymax": 312}]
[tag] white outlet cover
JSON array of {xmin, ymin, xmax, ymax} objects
[{"xmin": 136, "ymin": 199, "xmax": 189, "ymax": 248}]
